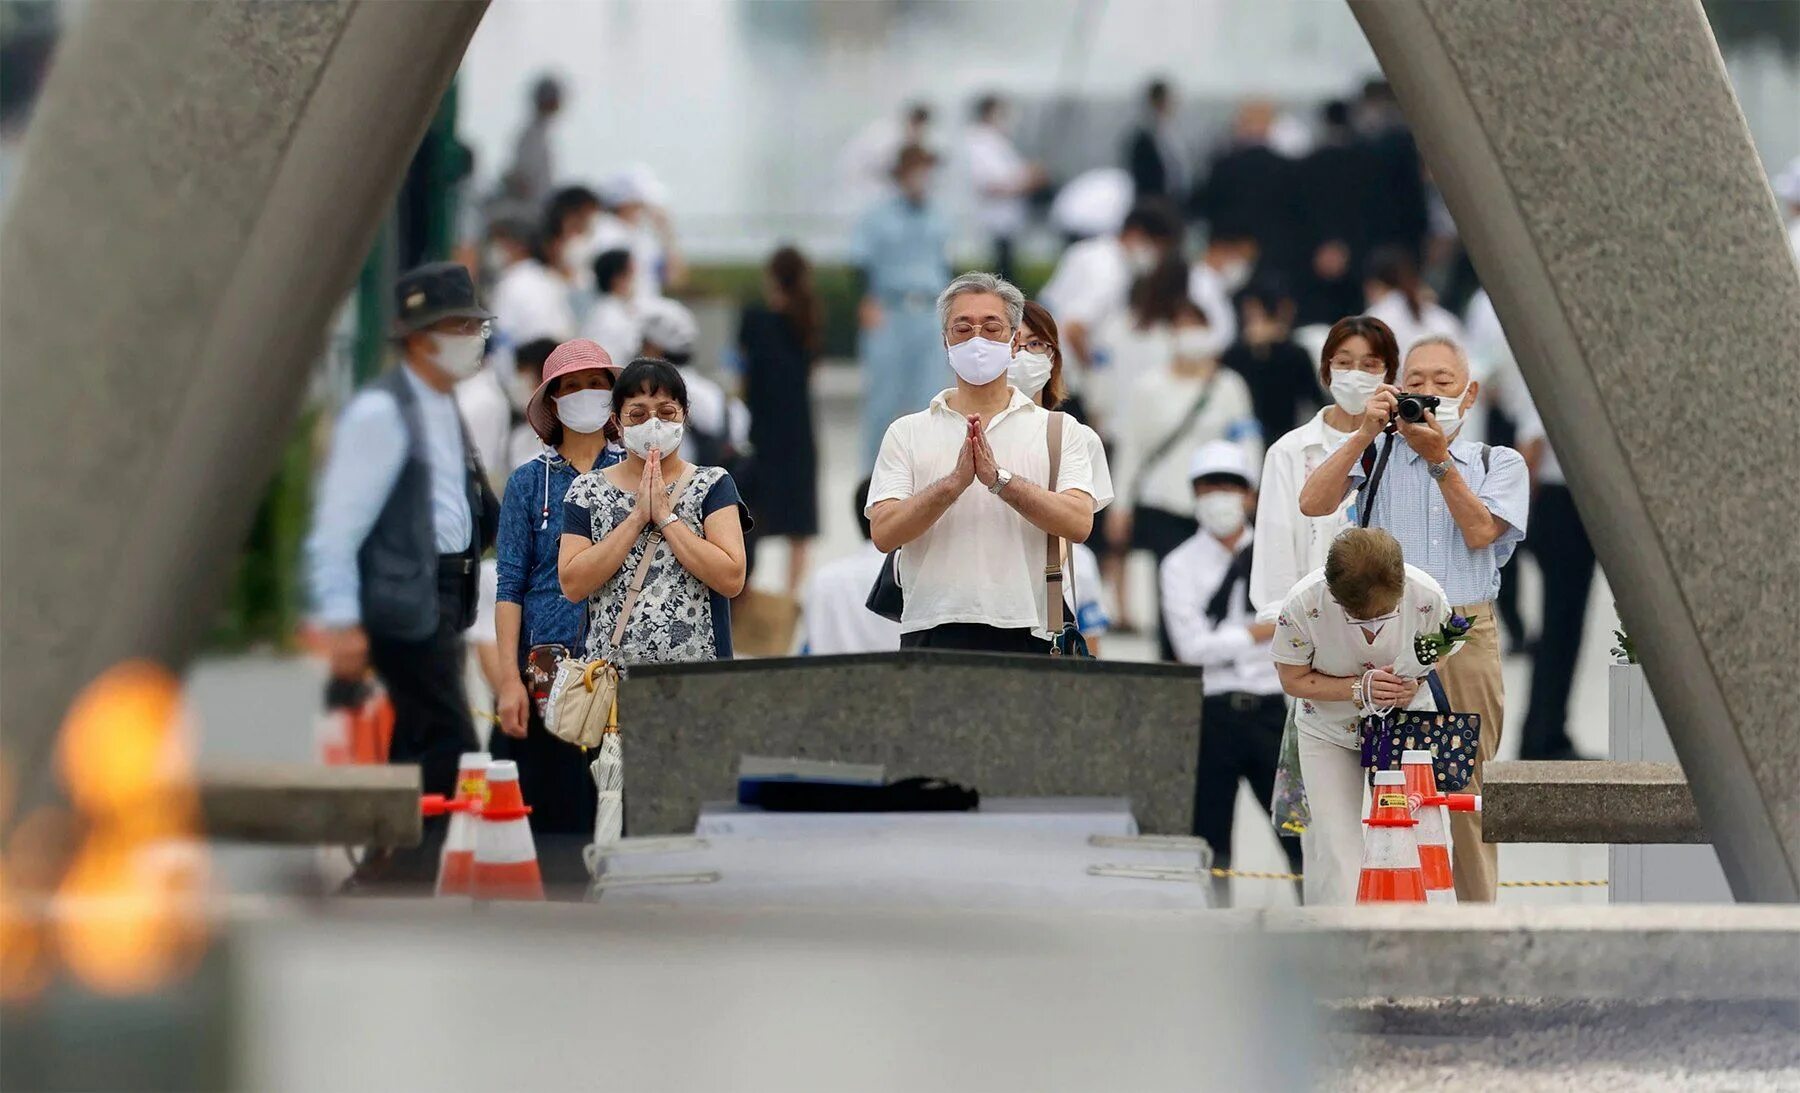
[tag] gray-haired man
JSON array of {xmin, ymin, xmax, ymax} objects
[{"xmin": 865, "ymin": 272, "xmax": 1114, "ymax": 652}]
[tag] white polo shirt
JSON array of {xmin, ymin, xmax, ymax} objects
[
  {"xmin": 1270, "ymin": 563, "xmax": 1450, "ymax": 749},
  {"xmin": 867, "ymin": 387, "xmax": 1112, "ymax": 636}
]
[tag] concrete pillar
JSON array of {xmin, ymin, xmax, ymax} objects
[
  {"xmin": 0, "ymin": 1, "xmax": 489, "ymax": 813},
  {"xmin": 1350, "ymin": 0, "xmax": 1800, "ymax": 901}
]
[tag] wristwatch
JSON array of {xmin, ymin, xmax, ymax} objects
[
  {"xmin": 655, "ymin": 513, "xmax": 680, "ymax": 532},
  {"xmin": 988, "ymin": 468, "xmax": 1014, "ymax": 496},
  {"xmin": 1427, "ymin": 458, "xmax": 1453, "ymax": 481}
]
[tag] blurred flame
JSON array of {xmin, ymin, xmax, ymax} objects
[{"xmin": 0, "ymin": 660, "xmax": 211, "ymax": 1001}]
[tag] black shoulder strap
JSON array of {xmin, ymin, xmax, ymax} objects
[
  {"xmin": 1203, "ymin": 544, "xmax": 1255, "ymax": 626},
  {"xmin": 1133, "ymin": 377, "xmax": 1217, "ymax": 504},
  {"xmin": 1481, "ymin": 444, "xmax": 1491, "ymax": 473}
]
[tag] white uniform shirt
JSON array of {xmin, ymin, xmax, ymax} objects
[
  {"xmin": 580, "ymin": 295, "xmax": 642, "ymax": 368},
  {"xmin": 964, "ymin": 122, "xmax": 1031, "ymax": 236},
  {"xmin": 455, "ymin": 368, "xmax": 514, "ymax": 495},
  {"xmin": 867, "ymin": 388, "xmax": 1113, "ymax": 635},
  {"xmin": 1271, "ymin": 564, "xmax": 1450, "ymax": 749},
  {"xmin": 1185, "ymin": 262, "xmax": 1242, "ymax": 348},
  {"xmin": 1039, "ymin": 236, "xmax": 1130, "ymax": 372},
  {"xmin": 490, "ymin": 259, "xmax": 576, "ymax": 347},
  {"xmin": 1160, "ymin": 527, "xmax": 1279, "ymax": 695},
  {"xmin": 1366, "ymin": 289, "xmax": 1463, "ymax": 359},
  {"xmin": 1111, "ymin": 365, "xmax": 1261, "ymax": 517},
  {"xmin": 1249, "ymin": 410, "xmax": 1356, "ymax": 625},
  {"xmin": 802, "ymin": 541, "xmax": 902, "ymax": 655}
]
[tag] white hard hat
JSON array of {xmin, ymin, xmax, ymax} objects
[
  {"xmin": 639, "ymin": 297, "xmax": 697, "ymax": 356},
  {"xmin": 1188, "ymin": 440, "xmax": 1255, "ymax": 488}
]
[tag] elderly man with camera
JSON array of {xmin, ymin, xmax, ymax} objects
[{"xmin": 1297, "ymin": 333, "xmax": 1529, "ymax": 902}]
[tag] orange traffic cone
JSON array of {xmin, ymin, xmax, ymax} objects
[
  {"xmin": 470, "ymin": 760, "xmax": 543, "ymax": 901},
  {"xmin": 1400, "ymin": 751, "xmax": 1455, "ymax": 904},
  {"xmin": 436, "ymin": 751, "xmax": 491, "ymax": 897},
  {"xmin": 1357, "ymin": 771, "xmax": 1427, "ymax": 904}
]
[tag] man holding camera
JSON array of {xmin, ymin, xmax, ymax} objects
[{"xmin": 1297, "ymin": 334, "xmax": 1528, "ymax": 902}]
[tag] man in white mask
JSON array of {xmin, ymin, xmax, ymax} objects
[
  {"xmin": 305, "ymin": 262, "xmax": 501, "ymax": 889},
  {"xmin": 1159, "ymin": 441, "xmax": 1302, "ymax": 905},
  {"xmin": 866, "ymin": 272, "xmax": 1113, "ymax": 653},
  {"xmin": 1297, "ymin": 332, "xmax": 1529, "ymax": 904}
]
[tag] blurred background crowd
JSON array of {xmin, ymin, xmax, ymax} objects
[{"xmin": 1, "ymin": 0, "xmax": 1795, "ymax": 905}]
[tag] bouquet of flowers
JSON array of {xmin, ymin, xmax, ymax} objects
[{"xmin": 1414, "ymin": 613, "xmax": 1476, "ymax": 666}]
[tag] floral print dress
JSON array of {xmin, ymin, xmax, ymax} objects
[{"xmin": 562, "ymin": 464, "xmax": 748, "ymax": 665}]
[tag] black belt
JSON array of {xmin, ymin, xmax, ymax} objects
[
  {"xmin": 1206, "ymin": 691, "xmax": 1285, "ymax": 713},
  {"xmin": 437, "ymin": 554, "xmax": 476, "ymax": 577}
]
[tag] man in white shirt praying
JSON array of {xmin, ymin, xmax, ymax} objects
[
  {"xmin": 867, "ymin": 272, "xmax": 1112, "ymax": 653},
  {"xmin": 1159, "ymin": 441, "xmax": 1302, "ymax": 905}
]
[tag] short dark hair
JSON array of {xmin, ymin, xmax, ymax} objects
[
  {"xmin": 855, "ymin": 477, "xmax": 874, "ymax": 541},
  {"xmin": 593, "ymin": 248, "xmax": 633, "ymax": 296},
  {"xmin": 1240, "ymin": 275, "xmax": 1294, "ymax": 314},
  {"xmin": 906, "ymin": 102, "xmax": 931, "ymax": 127},
  {"xmin": 1120, "ymin": 199, "xmax": 1182, "ymax": 243},
  {"xmin": 1318, "ymin": 315, "xmax": 1401, "ymax": 389},
  {"xmin": 612, "ymin": 358, "xmax": 689, "ymax": 417},
  {"xmin": 1321, "ymin": 99, "xmax": 1352, "ymax": 129},
  {"xmin": 973, "ymin": 93, "xmax": 1003, "ymax": 122},
  {"xmin": 543, "ymin": 186, "xmax": 599, "ymax": 241},
  {"xmin": 514, "ymin": 338, "xmax": 558, "ymax": 378},
  {"xmin": 532, "ymin": 76, "xmax": 562, "ymax": 114},
  {"xmin": 1146, "ymin": 78, "xmax": 1172, "ymax": 109}
]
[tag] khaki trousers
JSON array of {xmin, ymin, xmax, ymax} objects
[{"xmin": 1433, "ymin": 603, "xmax": 1503, "ymax": 901}]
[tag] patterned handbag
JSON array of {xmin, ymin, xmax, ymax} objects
[{"xmin": 1357, "ymin": 672, "xmax": 1480, "ymax": 792}]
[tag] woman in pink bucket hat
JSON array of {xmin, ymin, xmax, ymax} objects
[{"xmin": 490, "ymin": 338, "xmax": 623, "ymax": 889}]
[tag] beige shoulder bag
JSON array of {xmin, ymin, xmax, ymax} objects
[{"xmin": 546, "ymin": 466, "xmax": 696, "ymax": 747}]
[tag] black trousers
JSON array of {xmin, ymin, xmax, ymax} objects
[
  {"xmin": 992, "ymin": 235, "xmax": 1017, "ymax": 284},
  {"xmin": 366, "ymin": 585, "xmax": 479, "ymax": 886},
  {"xmin": 489, "ymin": 695, "xmax": 598, "ymax": 891},
  {"xmin": 1520, "ymin": 485, "xmax": 1595, "ymax": 758},
  {"xmin": 1195, "ymin": 692, "xmax": 1303, "ymax": 904},
  {"xmin": 901, "ymin": 623, "xmax": 1051, "ymax": 654}
]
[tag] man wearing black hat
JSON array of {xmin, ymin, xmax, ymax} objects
[{"xmin": 305, "ymin": 262, "xmax": 500, "ymax": 885}]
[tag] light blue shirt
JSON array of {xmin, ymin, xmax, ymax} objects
[
  {"xmin": 305, "ymin": 366, "xmax": 474, "ymax": 626},
  {"xmin": 848, "ymin": 195, "xmax": 950, "ymax": 299},
  {"xmin": 1348, "ymin": 435, "xmax": 1529, "ymax": 607}
]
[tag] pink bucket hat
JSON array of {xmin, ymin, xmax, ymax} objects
[{"xmin": 526, "ymin": 339, "xmax": 621, "ymax": 441}]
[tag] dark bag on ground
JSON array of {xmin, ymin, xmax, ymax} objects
[{"xmin": 753, "ymin": 776, "xmax": 980, "ymax": 813}]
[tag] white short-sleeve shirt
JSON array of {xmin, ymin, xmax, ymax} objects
[
  {"xmin": 866, "ymin": 388, "xmax": 1113, "ymax": 636},
  {"xmin": 1270, "ymin": 563, "xmax": 1451, "ymax": 749}
]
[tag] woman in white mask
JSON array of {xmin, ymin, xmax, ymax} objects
[
  {"xmin": 1012, "ymin": 301, "xmax": 1116, "ymax": 654},
  {"xmin": 491, "ymin": 338, "xmax": 625, "ymax": 886},
  {"xmin": 1247, "ymin": 314, "xmax": 1400, "ymax": 625},
  {"xmin": 559, "ymin": 359, "xmax": 751, "ymax": 666},
  {"xmin": 1107, "ymin": 298, "xmax": 1260, "ymax": 659}
]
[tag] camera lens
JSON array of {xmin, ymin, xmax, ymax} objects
[{"xmin": 1398, "ymin": 397, "xmax": 1424, "ymax": 423}]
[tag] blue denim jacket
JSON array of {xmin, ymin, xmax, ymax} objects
[{"xmin": 495, "ymin": 446, "xmax": 624, "ymax": 668}]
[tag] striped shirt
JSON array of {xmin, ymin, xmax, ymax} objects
[{"xmin": 1347, "ymin": 436, "xmax": 1529, "ymax": 607}]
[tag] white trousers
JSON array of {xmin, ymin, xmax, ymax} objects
[{"xmin": 1298, "ymin": 733, "xmax": 1368, "ymax": 906}]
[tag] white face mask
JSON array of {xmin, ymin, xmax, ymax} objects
[
  {"xmin": 554, "ymin": 389, "xmax": 611, "ymax": 434},
  {"xmin": 1008, "ymin": 349, "xmax": 1054, "ymax": 397},
  {"xmin": 1329, "ymin": 368, "xmax": 1383, "ymax": 414},
  {"xmin": 430, "ymin": 333, "xmax": 487, "ymax": 380},
  {"xmin": 1217, "ymin": 257, "xmax": 1253, "ymax": 293},
  {"xmin": 1194, "ymin": 492, "xmax": 1247, "ymax": 538},
  {"xmin": 1124, "ymin": 244, "xmax": 1159, "ymax": 276},
  {"xmin": 1174, "ymin": 326, "xmax": 1229, "ymax": 361},
  {"xmin": 622, "ymin": 417, "xmax": 684, "ymax": 458},
  {"xmin": 1433, "ymin": 383, "xmax": 1471, "ymax": 435},
  {"xmin": 947, "ymin": 336, "xmax": 1013, "ymax": 386}
]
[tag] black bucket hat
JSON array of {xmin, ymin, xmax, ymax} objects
[{"xmin": 391, "ymin": 262, "xmax": 494, "ymax": 337}]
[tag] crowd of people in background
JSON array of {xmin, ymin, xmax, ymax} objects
[{"xmin": 303, "ymin": 68, "xmax": 1800, "ymax": 903}]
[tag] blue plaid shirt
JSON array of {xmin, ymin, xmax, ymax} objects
[{"xmin": 1348, "ymin": 436, "xmax": 1529, "ymax": 607}]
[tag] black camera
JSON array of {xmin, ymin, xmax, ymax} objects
[{"xmin": 1394, "ymin": 393, "xmax": 1441, "ymax": 424}]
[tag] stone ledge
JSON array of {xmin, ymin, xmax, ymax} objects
[
  {"xmin": 197, "ymin": 761, "xmax": 420, "ymax": 847},
  {"xmin": 1484, "ymin": 761, "xmax": 1705, "ymax": 844}
]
